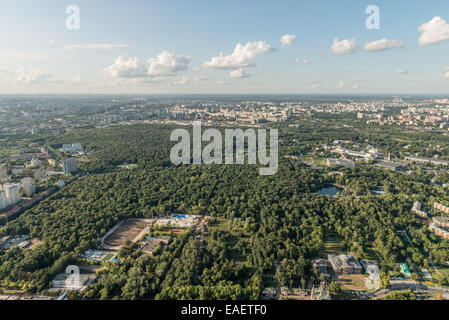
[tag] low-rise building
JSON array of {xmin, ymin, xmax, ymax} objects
[
  {"xmin": 359, "ymin": 259, "xmax": 378, "ymax": 272},
  {"xmin": 326, "ymin": 158, "xmax": 355, "ymax": 168},
  {"xmin": 328, "ymin": 254, "xmax": 362, "ymax": 274},
  {"xmin": 51, "ymin": 273, "xmax": 92, "ymax": 290},
  {"xmin": 412, "ymin": 201, "xmax": 427, "ymax": 218},
  {"xmin": 312, "ymin": 258, "xmax": 331, "ymax": 279},
  {"xmin": 375, "ymin": 161, "xmax": 406, "ymax": 172},
  {"xmin": 140, "ymin": 236, "xmax": 171, "ymax": 255},
  {"xmin": 429, "ymin": 216, "xmax": 449, "ymax": 240},
  {"xmin": 434, "ymin": 202, "xmax": 449, "ymax": 214}
]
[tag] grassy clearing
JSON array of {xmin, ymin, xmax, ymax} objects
[{"xmin": 319, "ymin": 233, "xmax": 346, "ymax": 257}]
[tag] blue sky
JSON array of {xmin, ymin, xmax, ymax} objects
[{"xmin": 1, "ymin": 0, "xmax": 449, "ymax": 94}]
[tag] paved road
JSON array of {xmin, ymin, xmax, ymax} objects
[{"xmin": 366, "ymin": 280, "xmax": 448, "ymax": 299}]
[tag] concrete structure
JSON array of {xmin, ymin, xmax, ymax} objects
[
  {"xmin": 412, "ymin": 201, "xmax": 427, "ymax": 218},
  {"xmin": 2, "ymin": 183, "xmax": 20, "ymax": 206},
  {"xmin": 359, "ymin": 260, "xmax": 378, "ymax": 272},
  {"xmin": 51, "ymin": 273, "xmax": 91, "ymax": 290},
  {"xmin": 155, "ymin": 214, "xmax": 201, "ymax": 228},
  {"xmin": 63, "ymin": 143, "xmax": 83, "ymax": 152},
  {"xmin": 434, "ymin": 202, "xmax": 449, "ymax": 214},
  {"xmin": 83, "ymin": 249, "xmax": 118, "ymax": 262},
  {"xmin": 311, "ymin": 282, "xmax": 331, "ymax": 300},
  {"xmin": 405, "ymin": 156, "xmax": 448, "ymax": 166},
  {"xmin": 430, "ymin": 217, "xmax": 449, "ymax": 240},
  {"xmin": 328, "ymin": 254, "xmax": 362, "ymax": 274},
  {"xmin": 433, "ymin": 216, "xmax": 449, "ymax": 228},
  {"xmin": 21, "ymin": 177, "xmax": 36, "ymax": 196},
  {"xmin": 62, "ymin": 158, "xmax": 77, "ymax": 175},
  {"xmin": 312, "ymin": 258, "xmax": 331, "ymax": 279},
  {"xmin": 375, "ymin": 161, "xmax": 406, "ymax": 172},
  {"xmin": 0, "ymin": 190, "xmax": 7, "ymax": 210},
  {"xmin": 0, "ymin": 235, "xmax": 30, "ymax": 251},
  {"xmin": 326, "ymin": 158, "xmax": 355, "ymax": 168},
  {"xmin": 140, "ymin": 236, "xmax": 171, "ymax": 255}
]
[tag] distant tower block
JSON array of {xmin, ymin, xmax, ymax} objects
[{"xmin": 63, "ymin": 158, "xmax": 77, "ymax": 175}]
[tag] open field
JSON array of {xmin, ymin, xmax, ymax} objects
[
  {"xmin": 101, "ymin": 218, "xmax": 151, "ymax": 250},
  {"xmin": 319, "ymin": 233, "xmax": 346, "ymax": 257},
  {"xmin": 338, "ymin": 274, "xmax": 366, "ymax": 291}
]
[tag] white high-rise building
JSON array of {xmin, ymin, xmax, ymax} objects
[
  {"xmin": 0, "ymin": 190, "xmax": 7, "ymax": 209},
  {"xmin": 3, "ymin": 183, "xmax": 20, "ymax": 206},
  {"xmin": 21, "ymin": 177, "xmax": 36, "ymax": 196}
]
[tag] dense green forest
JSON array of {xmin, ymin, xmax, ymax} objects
[{"xmin": 1, "ymin": 123, "xmax": 449, "ymax": 299}]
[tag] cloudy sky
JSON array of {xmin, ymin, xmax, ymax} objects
[{"xmin": 1, "ymin": 0, "xmax": 449, "ymax": 94}]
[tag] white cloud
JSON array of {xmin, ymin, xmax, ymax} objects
[
  {"xmin": 48, "ymin": 40, "xmax": 56, "ymax": 45},
  {"xmin": 280, "ymin": 34, "xmax": 297, "ymax": 48},
  {"xmin": 442, "ymin": 67, "xmax": 449, "ymax": 78},
  {"xmin": 104, "ymin": 56, "xmax": 148, "ymax": 78},
  {"xmin": 104, "ymin": 51, "xmax": 191, "ymax": 78},
  {"xmin": 335, "ymin": 81, "xmax": 346, "ymax": 88},
  {"xmin": 174, "ymin": 77, "xmax": 189, "ymax": 85},
  {"xmin": 330, "ymin": 38, "xmax": 358, "ymax": 55},
  {"xmin": 364, "ymin": 38, "xmax": 405, "ymax": 51},
  {"xmin": 0, "ymin": 51, "xmax": 49, "ymax": 60},
  {"xmin": 397, "ymin": 69, "xmax": 409, "ymax": 75},
  {"xmin": 147, "ymin": 51, "xmax": 191, "ymax": 76},
  {"xmin": 67, "ymin": 75, "xmax": 87, "ymax": 86},
  {"xmin": 352, "ymin": 83, "xmax": 359, "ymax": 89},
  {"xmin": 418, "ymin": 16, "xmax": 449, "ymax": 46},
  {"xmin": 344, "ymin": 67, "xmax": 368, "ymax": 73},
  {"xmin": 0, "ymin": 68, "xmax": 14, "ymax": 75},
  {"xmin": 230, "ymin": 68, "xmax": 249, "ymax": 79},
  {"xmin": 203, "ymin": 41, "xmax": 275, "ymax": 69},
  {"xmin": 216, "ymin": 80, "xmax": 231, "ymax": 85},
  {"xmin": 15, "ymin": 67, "xmax": 54, "ymax": 84},
  {"xmin": 63, "ymin": 43, "xmax": 128, "ymax": 50},
  {"xmin": 296, "ymin": 58, "xmax": 309, "ymax": 64}
]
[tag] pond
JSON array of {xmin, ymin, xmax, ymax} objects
[{"xmin": 316, "ymin": 185, "xmax": 344, "ymax": 197}]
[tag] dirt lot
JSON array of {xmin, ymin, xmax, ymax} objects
[{"xmin": 102, "ymin": 219, "xmax": 151, "ymax": 250}]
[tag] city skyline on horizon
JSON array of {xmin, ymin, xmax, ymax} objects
[{"xmin": 1, "ymin": 0, "xmax": 449, "ymax": 94}]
